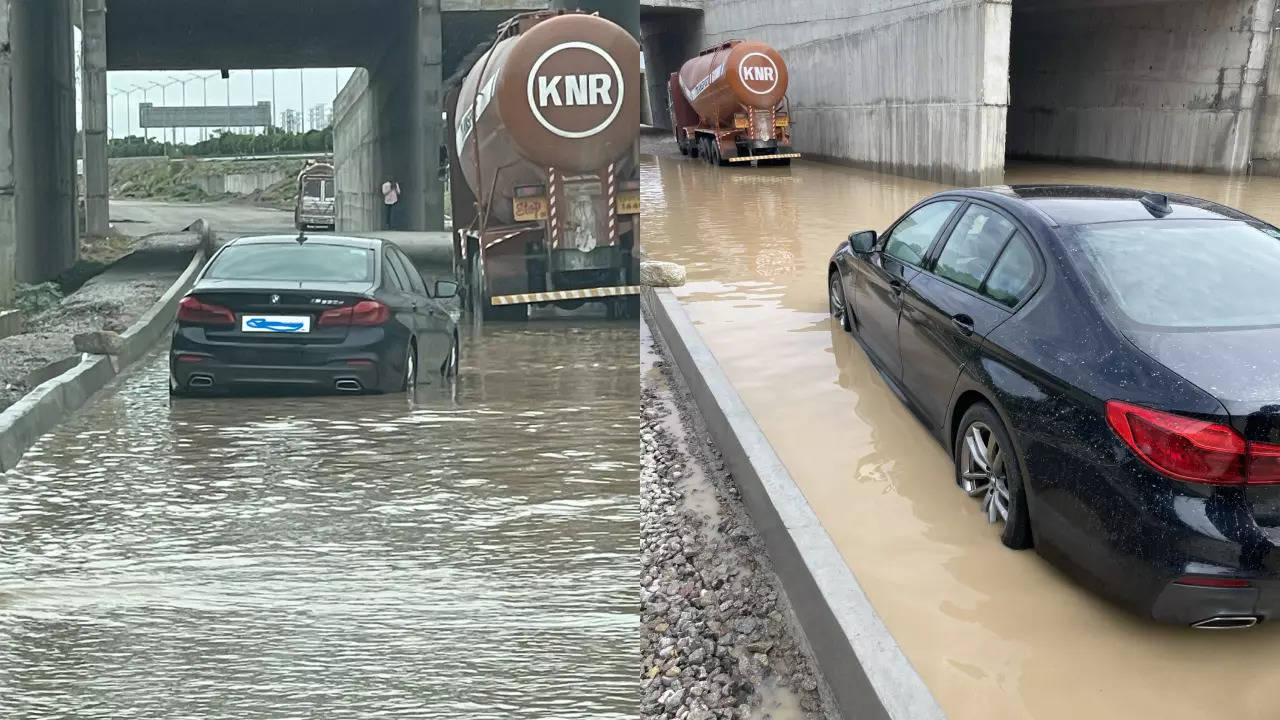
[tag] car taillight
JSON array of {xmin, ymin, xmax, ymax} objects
[
  {"xmin": 1173, "ymin": 576, "xmax": 1251, "ymax": 588},
  {"xmin": 317, "ymin": 299, "xmax": 390, "ymax": 327},
  {"xmin": 1106, "ymin": 400, "xmax": 1280, "ymax": 485},
  {"xmin": 177, "ymin": 296, "xmax": 234, "ymax": 326}
]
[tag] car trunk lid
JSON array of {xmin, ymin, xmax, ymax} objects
[{"xmin": 188, "ymin": 280, "xmax": 375, "ymax": 345}]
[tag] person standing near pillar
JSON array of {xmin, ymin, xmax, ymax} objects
[{"xmin": 381, "ymin": 177, "xmax": 401, "ymax": 229}]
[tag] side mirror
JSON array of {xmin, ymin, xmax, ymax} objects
[
  {"xmin": 849, "ymin": 230, "xmax": 877, "ymax": 254},
  {"xmin": 435, "ymin": 280, "xmax": 459, "ymax": 299}
]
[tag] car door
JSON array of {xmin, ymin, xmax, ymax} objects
[
  {"xmin": 392, "ymin": 247, "xmax": 449, "ymax": 370},
  {"xmin": 899, "ymin": 202, "xmax": 1037, "ymax": 430},
  {"xmin": 381, "ymin": 250, "xmax": 420, "ymax": 362},
  {"xmin": 852, "ymin": 200, "xmax": 962, "ymax": 380}
]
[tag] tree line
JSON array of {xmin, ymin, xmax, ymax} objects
[{"xmin": 108, "ymin": 128, "xmax": 335, "ymax": 159}]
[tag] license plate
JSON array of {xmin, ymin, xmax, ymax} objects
[
  {"xmin": 241, "ymin": 315, "xmax": 311, "ymax": 333},
  {"xmin": 513, "ymin": 196, "xmax": 549, "ymax": 222},
  {"xmin": 617, "ymin": 190, "xmax": 639, "ymax": 215},
  {"xmin": 775, "ymin": 117, "xmax": 789, "ymax": 127}
]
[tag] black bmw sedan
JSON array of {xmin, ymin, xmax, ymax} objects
[
  {"xmin": 828, "ymin": 185, "xmax": 1280, "ymax": 628},
  {"xmin": 171, "ymin": 234, "xmax": 459, "ymax": 396}
]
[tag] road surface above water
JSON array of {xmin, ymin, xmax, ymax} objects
[
  {"xmin": 641, "ymin": 144, "xmax": 1280, "ymax": 720},
  {"xmin": 0, "ymin": 322, "xmax": 638, "ymax": 719},
  {"xmin": 111, "ymin": 198, "xmax": 296, "ymax": 238}
]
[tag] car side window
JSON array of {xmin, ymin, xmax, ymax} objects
[
  {"xmin": 983, "ymin": 233, "xmax": 1037, "ymax": 308},
  {"xmin": 392, "ymin": 249, "xmax": 427, "ymax": 295},
  {"xmin": 882, "ymin": 201, "xmax": 960, "ymax": 266},
  {"xmin": 383, "ymin": 254, "xmax": 407, "ymax": 291},
  {"xmin": 933, "ymin": 205, "xmax": 1016, "ymax": 291}
]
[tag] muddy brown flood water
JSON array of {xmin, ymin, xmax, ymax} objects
[
  {"xmin": 641, "ymin": 147, "xmax": 1280, "ymax": 720},
  {"xmin": 0, "ymin": 322, "xmax": 637, "ymax": 719}
]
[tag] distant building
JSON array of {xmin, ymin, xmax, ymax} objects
[
  {"xmin": 281, "ymin": 109, "xmax": 303, "ymax": 133},
  {"xmin": 307, "ymin": 103, "xmax": 333, "ymax": 131}
]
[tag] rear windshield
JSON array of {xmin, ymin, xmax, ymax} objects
[
  {"xmin": 1068, "ymin": 219, "xmax": 1280, "ymax": 329},
  {"xmin": 205, "ymin": 243, "xmax": 374, "ymax": 283}
]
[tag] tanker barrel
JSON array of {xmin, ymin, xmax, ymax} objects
[
  {"xmin": 677, "ymin": 40, "xmax": 790, "ymax": 126},
  {"xmin": 453, "ymin": 12, "xmax": 640, "ymax": 225}
]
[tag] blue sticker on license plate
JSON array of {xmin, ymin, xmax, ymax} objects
[{"xmin": 241, "ymin": 315, "xmax": 311, "ymax": 333}]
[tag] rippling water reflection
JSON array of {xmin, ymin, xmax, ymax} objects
[{"xmin": 0, "ymin": 322, "xmax": 638, "ymax": 719}]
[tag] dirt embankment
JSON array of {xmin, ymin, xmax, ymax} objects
[
  {"xmin": 0, "ymin": 233, "xmax": 199, "ymax": 413},
  {"xmin": 109, "ymin": 157, "xmax": 305, "ymax": 208}
]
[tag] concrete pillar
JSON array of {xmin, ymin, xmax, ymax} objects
[
  {"xmin": 416, "ymin": 0, "xmax": 444, "ymax": 231},
  {"xmin": 11, "ymin": 0, "xmax": 77, "ymax": 284},
  {"xmin": 81, "ymin": 0, "xmax": 108, "ymax": 240},
  {"xmin": 0, "ymin": 0, "xmax": 15, "ymax": 305},
  {"xmin": 551, "ymin": 0, "xmax": 640, "ymax": 39}
]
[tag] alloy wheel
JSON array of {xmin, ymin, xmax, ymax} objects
[
  {"xmin": 829, "ymin": 272, "xmax": 850, "ymax": 331},
  {"xmin": 959, "ymin": 421, "xmax": 1012, "ymax": 524}
]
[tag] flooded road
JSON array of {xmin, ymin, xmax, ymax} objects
[
  {"xmin": 0, "ymin": 323, "xmax": 637, "ymax": 719},
  {"xmin": 641, "ymin": 144, "xmax": 1280, "ymax": 720}
]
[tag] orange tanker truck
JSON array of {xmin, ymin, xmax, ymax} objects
[
  {"xmin": 668, "ymin": 40, "xmax": 798, "ymax": 167},
  {"xmin": 446, "ymin": 10, "xmax": 641, "ymax": 321}
]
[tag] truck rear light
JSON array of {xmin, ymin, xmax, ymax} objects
[
  {"xmin": 1105, "ymin": 400, "xmax": 1280, "ymax": 485},
  {"xmin": 318, "ymin": 300, "xmax": 390, "ymax": 327},
  {"xmin": 177, "ymin": 296, "xmax": 235, "ymax": 326}
]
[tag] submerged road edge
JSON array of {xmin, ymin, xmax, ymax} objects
[
  {"xmin": 0, "ymin": 243, "xmax": 209, "ymax": 472},
  {"xmin": 642, "ymin": 287, "xmax": 947, "ymax": 720}
]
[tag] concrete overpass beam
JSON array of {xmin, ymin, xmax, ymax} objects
[{"xmin": 81, "ymin": 0, "xmax": 108, "ymax": 240}]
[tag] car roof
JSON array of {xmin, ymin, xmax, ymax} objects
[
  {"xmin": 227, "ymin": 234, "xmax": 385, "ymax": 249},
  {"xmin": 937, "ymin": 185, "xmax": 1260, "ymax": 227}
]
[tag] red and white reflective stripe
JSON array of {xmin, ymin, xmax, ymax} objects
[
  {"xmin": 483, "ymin": 230, "xmax": 523, "ymax": 250},
  {"xmin": 607, "ymin": 163, "xmax": 617, "ymax": 241},
  {"xmin": 490, "ymin": 285, "xmax": 642, "ymax": 306},
  {"xmin": 548, "ymin": 166, "xmax": 559, "ymax": 239}
]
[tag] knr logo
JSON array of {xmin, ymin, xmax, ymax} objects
[
  {"xmin": 738, "ymin": 52, "xmax": 779, "ymax": 95},
  {"xmin": 536, "ymin": 74, "xmax": 614, "ymax": 107},
  {"xmin": 527, "ymin": 41, "xmax": 625, "ymax": 139}
]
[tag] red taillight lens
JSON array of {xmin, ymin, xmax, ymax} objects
[
  {"xmin": 1105, "ymin": 400, "xmax": 1280, "ymax": 485},
  {"xmin": 177, "ymin": 296, "xmax": 234, "ymax": 326},
  {"xmin": 1173, "ymin": 576, "xmax": 1251, "ymax": 588},
  {"xmin": 317, "ymin": 300, "xmax": 390, "ymax": 327}
]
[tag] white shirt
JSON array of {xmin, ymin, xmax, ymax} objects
[{"xmin": 382, "ymin": 182, "xmax": 400, "ymax": 205}]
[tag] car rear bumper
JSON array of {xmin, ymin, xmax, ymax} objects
[
  {"xmin": 170, "ymin": 325, "xmax": 398, "ymax": 393},
  {"xmin": 1151, "ymin": 579, "xmax": 1280, "ymax": 627}
]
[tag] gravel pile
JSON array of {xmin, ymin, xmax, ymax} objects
[{"xmin": 641, "ymin": 337, "xmax": 832, "ymax": 720}]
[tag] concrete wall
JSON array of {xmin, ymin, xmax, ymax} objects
[
  {"xmin": 11, "ymin": 0, "xmax": 78, "ymax": 285},
  {"xmin": 1008, "ymin": 0, "xmax": 1275, "ymax": 173},
  {"xmin": 334, "ymin": 69, "xmax": 380, "ymax": 231},
  {"xmin": 698, "ymin": 0, "xmax": 1010, "ymax": 185}
]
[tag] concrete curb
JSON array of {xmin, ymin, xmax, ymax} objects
[
  {"xmin": 0, "ymin": 246, "xmax": 208, "ymax": 472},
  {"xmin": 642, "ymin": 287, "xmax": 947, "ymax": 720},
  {"xmin": 0, "ymin": 309, "xmax": 20, "ymax": 340}
]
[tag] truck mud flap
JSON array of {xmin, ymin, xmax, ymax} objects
[
  {"xmin": 491, "ymin": 285, "xmax": 643, "ymax": 306},
  {"xmin": 727, "ymin": 153, "xmax": 801, "ymax": 163}
]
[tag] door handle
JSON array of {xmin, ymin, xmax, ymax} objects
[
  {"xmin": 951, "ymin": 314, "xmax": 975, "ymax": 336},
  {"xmin": 889, "ymin": 279, "xmax": 904, "ymax": 294}
]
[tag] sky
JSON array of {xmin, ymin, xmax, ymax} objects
[{"xmin": 104, "ymin": 67, "xmax": 358, "ymax": 142}]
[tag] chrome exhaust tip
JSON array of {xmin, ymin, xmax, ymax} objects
[
  {"xmin": 334, "ymin": 379, "xmax": 363, "ymax": 392},
  {"xmin": 1191, "ymin": 616, "xmax": 1259, "ymax": 630},
  {"xmin": 188, "ymin": 375, "xmax": 214, "ymax": 388}
]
